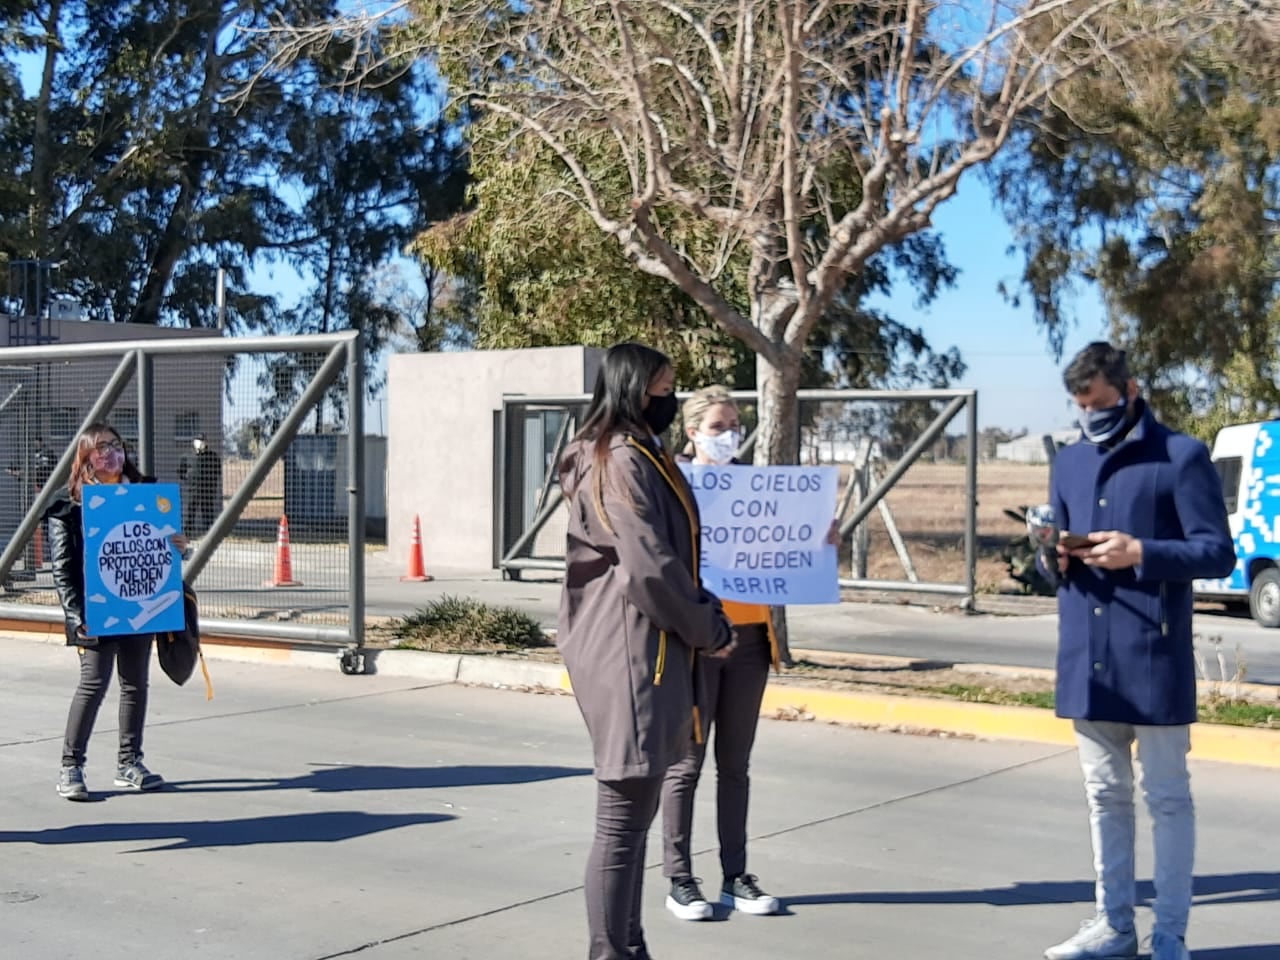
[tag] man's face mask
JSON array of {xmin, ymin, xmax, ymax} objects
[
  {"xmin": 193, "ymin": 439, "xmax": 207, "ymax": 453},
  {"xmin": 1078, "ymin": 396, "xmax": 1129, "ymax": 444}
]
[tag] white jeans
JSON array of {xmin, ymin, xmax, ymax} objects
[{"xmin": 1073, "ymin": 720, "xmax": 1194, "ymax": 939}]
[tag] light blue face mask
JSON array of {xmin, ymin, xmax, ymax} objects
[{"xmin": 1078, "ymin": 396, "xmax": 1129, "ymax": 444}]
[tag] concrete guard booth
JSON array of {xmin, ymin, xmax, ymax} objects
[{"xmin": 387, "ymin": 346, "xmax": 604, "ymax": 572}]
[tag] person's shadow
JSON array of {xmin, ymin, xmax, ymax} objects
[
  {"xmin": 779, "ymin": 873, "xmax": 1280, "ymax": 954},
  {"xmin": 781, "ymin": 872, "xmax": 1280, "ymax": 910},
  {"xmin": 163, "ymin": 763, "xmax": 593, "ymax": 794},
  {"xmin": 0, "ymin": 810, "xmax": 454, "ymax": 852}
]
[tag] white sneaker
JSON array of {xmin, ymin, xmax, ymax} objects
[
  {"xmin": 665, "ymin": 877, "xmax": 712, "ymax": 921},
  {"xmin": 720, "ymin": 873, "xmax": 781, "ymax": 916},
  {"xmin": 1044, "ymin": 914, "xmax": 1138, "ymax": 960}
]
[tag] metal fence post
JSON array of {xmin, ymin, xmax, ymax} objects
[
  {"xmin": 964, "ymin": 393, "xmax": 979, "ymax": 608},
  {"xmin": 344, "ymin": 335, "xmax": 366, "ymax": 671},
  {"xmin": 495, "ymin": 400, "xmax": 510, "ymax": 572},
  {"xmin": 137, "ymin": 350, "xmax": 155, "ymax": 476}
]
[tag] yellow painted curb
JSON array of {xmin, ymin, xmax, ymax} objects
[
  {"xmin": 553, "ymin": 669, "xmax": 1280, "ymax": 769},
  {"xmin": 760, "ymin": 685, "xmax": 1078, "ymax": 747},
  {"xmin": 1186, "ymin": 723, "xmax": 1280, "ymax": 769},
  {"xmin": 758, "ymin": 685, "xmax": 1280, "ymax": 769}
]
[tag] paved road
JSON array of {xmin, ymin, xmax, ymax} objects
[
  {"xmin": 2, "ymin": 644, "xmax": 1277, "ymax": 959},
  {"xmin": 7, "ymin": 547, "xmax": 1280, "ymax": 683}
]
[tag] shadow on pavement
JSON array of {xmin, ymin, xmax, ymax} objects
[
  {"xmin": 0, "ymin": 810, "xmax": 454, "ymax": 852},
  {"xmin": 781, "ymin": 871, "xmax": 1280, "ymax": 909},
  {"xmin": 167, "ymin": 763, "xmax": 593, "ymax": 794}
]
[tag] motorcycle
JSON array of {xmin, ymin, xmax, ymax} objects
[{"xmin": 1000, "ymin": 504, "xmax": 1057, "ymax": 596}]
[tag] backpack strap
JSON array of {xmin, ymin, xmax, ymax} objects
[{"xmin": 198, "ymin": 648, "xmax": 214, "ymax": 701}]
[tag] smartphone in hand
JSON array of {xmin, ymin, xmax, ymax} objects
[{"xmin": 1059, "ymin": 532, "xmax": 1093, "ymax": 550}]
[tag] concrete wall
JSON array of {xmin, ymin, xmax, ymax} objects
[{"xmin": 387, "ymin": 347, "xmax": 602, "ymax": 571}]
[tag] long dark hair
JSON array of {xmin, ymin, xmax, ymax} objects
[
  {"xmin": 567, "ymin": 342, "xmax": 671, "ymax": 530},
  {"xmin": 68, "ymin": 422, "xmax": 142, "ymax": 504}
]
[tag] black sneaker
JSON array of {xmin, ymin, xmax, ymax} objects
[
  {"xmin": 665, "ymin": 877, "xmax": 713, "ymax": 920},
  {"xmin": 114, "ymin": 760, "xmax": 164, "ymax": 791},
  {"xmin": 57, "ymin": 765, "xmax": 89, "ymax": 801},
  {"xmin": 720, "ymin": 874, "xmax": 780, "ymax": 915}
]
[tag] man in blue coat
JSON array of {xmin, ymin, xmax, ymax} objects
[{"xmin": 1037, "ymin": 343, "xmax": 1234, "ymax": 960}]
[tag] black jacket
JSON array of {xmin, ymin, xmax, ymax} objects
[{"xmin": 46, "ymin": 481, "xmax": 155, "ymax": 647}]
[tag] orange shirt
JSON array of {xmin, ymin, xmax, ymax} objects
[{"xmin": 720, "ymin": 599, "xmax": 781, "ymax": 671}]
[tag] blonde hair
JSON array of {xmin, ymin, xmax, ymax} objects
[{"xmin": 681, "ymin": 385, "xmax": 736, "ymax": 433}]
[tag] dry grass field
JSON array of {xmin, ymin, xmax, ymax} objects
[{"xmin": 846, "ymin": 460, "xmax": 1051, "ymax": 592}]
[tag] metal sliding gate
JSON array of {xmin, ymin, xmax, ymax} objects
[
  {"xmin": 0, "ymin": 332, "xmax": 368, "ymax": 672},
  {"xmin": 496, "ymin": 388, "xmax": 980, "ymax": 606}
]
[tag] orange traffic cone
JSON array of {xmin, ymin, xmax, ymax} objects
[
  {"xmin": 401, "ymin": 514, "xmax": 433, "ymax": 582},
  {"xmin": 264, "ymin": 515, "xmax": 303, "ymax": 587}
]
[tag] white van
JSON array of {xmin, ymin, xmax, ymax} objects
[{"xmin": 1194, "ymin": 420, "xmax": 1280, "ymax": 626}]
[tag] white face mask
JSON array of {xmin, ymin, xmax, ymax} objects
[
  {"xmin": 193, "ymin": 439, "xmax": 206, "ymax": 453},
  {"xmin": 693, "ymin": 429, "xmax": 739, "ymax": 465}
]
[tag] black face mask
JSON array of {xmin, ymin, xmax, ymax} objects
[{"xmin": 642, "ymin": 393, "xmax": 678, "ymax": 435}]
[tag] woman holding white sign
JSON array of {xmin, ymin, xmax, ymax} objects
[
  {"xmin": 48, "ymin": 422, "xmax": 186, "ymax": 802},
  {"xmin": 661, "ymin": 385, "xmax": 784, "ymax": 920},
  {"xmin": 559, "ymin": 343, "xmax": 734, "ymax": 960}
]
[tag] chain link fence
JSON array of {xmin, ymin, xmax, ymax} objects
[{"xmin": 0, "ymin": 332, "xmax": 367, "ymax": 649}]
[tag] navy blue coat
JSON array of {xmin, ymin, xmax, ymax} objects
[{"xmin": 1048, "ymin": 404, "xmax": 1234, "ymax": 725}]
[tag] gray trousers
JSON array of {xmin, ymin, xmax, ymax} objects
[
  {"xmin": 586, "ymin": 775, "xmax": 663, "ymax": 960},
  {"xmin": 1074, "ymin": 720, "xmax": 1195, "ymax": 939},
  {"xmin": 62, "ymin": 634, "xmax": 153, "ymax": 768},
  {"xmin": 661, "ymin": 624, "xmax": 771, "ymax": 882}
]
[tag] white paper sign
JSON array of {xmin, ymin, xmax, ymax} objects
[{"xmin": 681, "ymin": 464, "xmax": 840, "ymax": 605}]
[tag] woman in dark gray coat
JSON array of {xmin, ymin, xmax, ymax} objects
[{"xmin": 559, "ymin": 343, "xmax": 733, "ymax": 960}]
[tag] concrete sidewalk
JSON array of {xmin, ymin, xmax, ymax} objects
[{"xmin": 2, "ymin": 645, "xmax": 1277, "ymax": 960}]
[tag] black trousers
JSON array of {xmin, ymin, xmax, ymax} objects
[
  {"xmin": 586, "ymin": 775, "xmax": 664, "ymax": 960},
  {"xmin": 661, "ymin": 624, "xmax": 771, "ymax": 881},
  {"xmin": 62, "ymin": 634, "xmax": 153, "ymax": 768}
]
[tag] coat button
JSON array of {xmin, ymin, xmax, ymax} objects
[
  {"xmin": 1093, "ymin": 662, "xmax": 1104, "ymax": 671},
  {"xmin": 1093, "ymin": 607, "xmax": 1103, "ymax": 616},
  {"xmin": 1098, "ymin": 497, "xmax": 1107, "ymax": 507}
]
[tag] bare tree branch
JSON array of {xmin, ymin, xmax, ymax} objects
[{"xmin": 249, "ymin": 0, "xmax": 1257, "ymax": 461}]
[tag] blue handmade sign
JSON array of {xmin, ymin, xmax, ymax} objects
[
  {"xmin": 81, "ymin": 483, "xmax": 184, "ymax": 637},
  {"xmin": 681, "ymin": 464, "xmax": 840, "ymax": 605}
]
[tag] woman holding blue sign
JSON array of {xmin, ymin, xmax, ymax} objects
[
  {"xmin": 48, "ymin": 422, "xmax": 187, "ymax": 802},
  {"xmin": 559, "ymin": 343, "xmax": 734, "ymax": 960}
]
